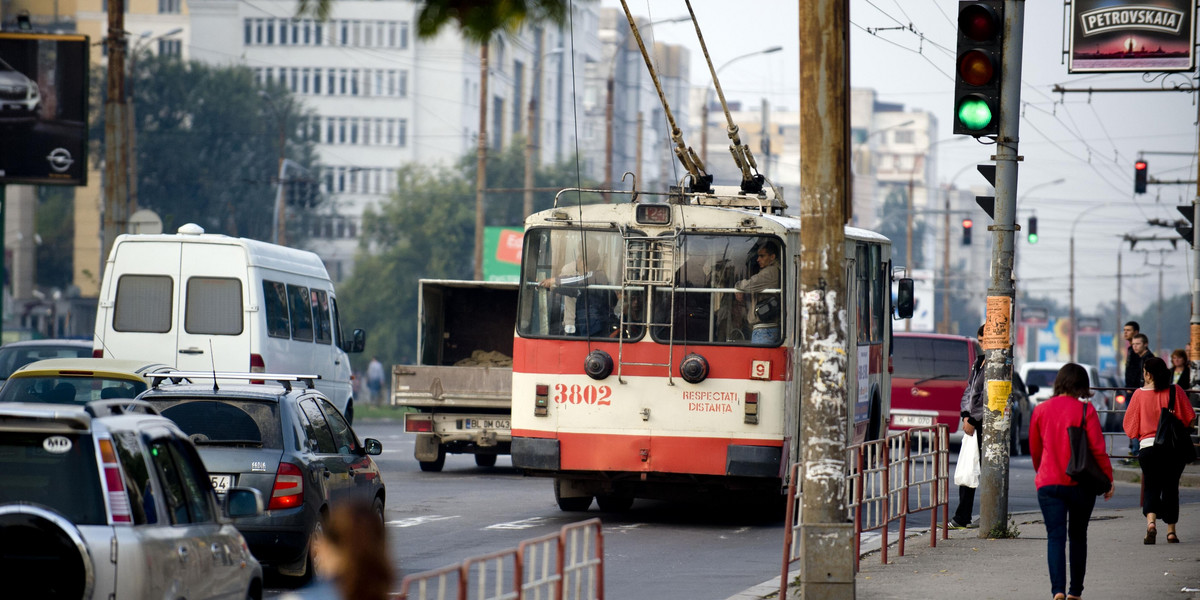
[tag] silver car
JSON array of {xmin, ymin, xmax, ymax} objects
[
  {"xmin": 0, "ymin": 56, "xmax": 40, "ymax": 125},
  {"xmin": 0, "ymin": 399, "xmax": 264, "ymax": 599}
]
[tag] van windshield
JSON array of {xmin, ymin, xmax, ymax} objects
[{"xmin": 892, "ymin": 337, "xmax": 970, "ymax": 381}]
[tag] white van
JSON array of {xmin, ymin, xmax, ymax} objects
[{"xmin": 92, "ymin": 224, "xmax": 366, "ymax": 421}]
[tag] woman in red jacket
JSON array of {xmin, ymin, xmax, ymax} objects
[
  {"xmin": 1030, "ymin": 363, "xmax": 1114, "ymax": 600},
  {"xmin": 1123, "ymin": 356, "xmax": 1196, "ymax": 544}
]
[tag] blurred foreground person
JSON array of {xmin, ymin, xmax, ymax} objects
[{"xmin": 282, "ymin": 500, "xmax": 393, "ymax": 600}]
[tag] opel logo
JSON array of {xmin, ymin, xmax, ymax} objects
[{"xmin": 46, "ymin": 148, "xmax": 73, "ymax": 173}]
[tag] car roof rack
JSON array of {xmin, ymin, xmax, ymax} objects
[
  {"xmin": 85, "ymin": 399, "xmax": 161, "ymax": 417},
  {"xmin": 148, "ymin": 371, "xmax": 320, "ymax": 392}
]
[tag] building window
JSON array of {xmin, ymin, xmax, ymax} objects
[
  {"xmin": 255, "ymin": 19, "xmax": 264, "ymax": 45},
  {"xmin": 398, "ymin": 71, "xmax": 407, "ymax": 97},
  {"xmin": 159, "ymin": 0, "xmax": 181, "ymax": 13},
  {"xmin": 314, "ymin": 23, "xmax": 323, "ymax": 46},
  {"xmin": 388, "ymin": 22, "xmax": 397, "ymax": 47},
  {"xmin": 512, "ymin": 60, "xmax": 524, "ymax": 135},
  {"xmin": 340, "ymin": 20, "xmax": 349, "ymax": 45},
  {"xmin": 244, "ymin": 19, "xmax": 252, "ymax": 44},
  {"xmin": 158, "ymin": 39, "xmax": 181, "ymax": 57},
  {"xmin": 266, "ymin": 19, "xmax": 275, "ymax": 44},
  {"xmin": 399, "ymin": 22, "xmax": 409, "ymax": 49},
  {"xmin": 397, "ymin": 119, "xmax": 407, "ymax": 147},
  {"xmin": 350, "ymin": 69, "xmax": 359, "ymax": 96},
  {"xmin": 894, "ymin": 129, "xmax": 915, "ymax": 145}
]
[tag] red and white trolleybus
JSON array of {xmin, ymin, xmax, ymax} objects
[{"xmin": 510, "ymin": 185, "xmax": 911, "ymax": 511}]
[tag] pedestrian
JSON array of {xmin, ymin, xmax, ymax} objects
[
  {"xmin": 280, "ymin": 500, "xmax": 394, "ymax": 600},
  {"xmin": 951, "ymin": 324, "xmax": 986, "ymax": 529},
  {"xmin": 1122, "ymin": 356, "xmax": 1196, "ymax": 544},
  {"xmin": 366, "ymin": 356, "xmax": 385, "ymax": 406},
  {"xmin": 1030, "ymin": 363, "xmax": 1115, "ymax": 600},
  {"xmin": 734, "ymin": 240, "xmax": 782, "ymax": 346},
  {"xmin": 1124, "ymin": 328, "xmax": 1154, "ymax": 459},
  {"xmin": 1170, "ymin": 349, "xmax": 1192, "ymax": 389},
  {"xmin": 539, "ymin": 246, "xmax": 615, "ymax": 337}
]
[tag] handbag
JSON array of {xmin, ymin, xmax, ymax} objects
[
  {"xmin": 1066, "ymin": 401, "xmax": 1111, "ymax": 495},
  {"xmin": 1153, "ymin": 386, "xmax": 1197, "ymax": 465},
  {"xmin": 953, "ymin": 431, "xmax": 980, "ymax": 488},
  {"xmin": 754, "ymin": 295, "xmax": 780, "ymax": 322}
]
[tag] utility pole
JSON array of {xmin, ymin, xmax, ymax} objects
[
  {"xmin": 102, "ymin": 0, "xmax": 128, "ymax": 270},
  {"xmin": 473, "ymin": 43, "xmax": 490, "ymax": 281},
  {"xmin": 978, "ymin": 0, "xmax": 1025, "ymax": 537},
  {"xmin": 524, "ymin": 99, "xmax": 537, "ymax": 219},
  {"xmin": 798, "ymin": 0, "xmax": 853, "ymax": 597},
  {"xmin": 1190, "ymin": 96, "xmax": 1200, "ymax": 373},
  {"xmin": 942, "ymin": 186, "xmax": 951, "ymax": 333}
]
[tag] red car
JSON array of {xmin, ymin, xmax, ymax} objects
[{"xmin": 889, "ymin": 332, "xmax": 982, "ymax": 444}]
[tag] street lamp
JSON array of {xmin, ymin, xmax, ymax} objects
[
  {"xmin": 258, "ymin": 90, "xmax": 289, "ymax": 245},
  {"xmin": 699, "ymin": 45, "xmax": 782, "ymax": 166},
  {"xmin": 1069, "ymin": 202, "xmax": 1120, "ymax": 362},
  {"xmin": 603, "ymin": 15, "xmax": 688, "ymax": 197},
  {"xmin": 127, "ymin": 27, "xmax": 183, "ymax": 216}
]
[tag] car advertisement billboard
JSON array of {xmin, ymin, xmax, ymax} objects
[
  {"xmin": 1068, "ymin": 0, "xmax": 1196, "ymax": 73},
  {"xmin": 0, "ymin": 32, "xmax": 88, "ymax": 186}
]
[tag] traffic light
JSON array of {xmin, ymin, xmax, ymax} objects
[
  {"xmin": 1135, "ymin": 160, "xmax": 1148, "ymax": 194},
  {"xmin": 962, "ymin": 218, "xmax": 974, "ymax": 245},
  {"xmin": 1027, "ymin": 216, "xmax": 1038, "ymax": 244},
  {"xmin": 953, "ymin": 1, "xmax": 1004, "ymax": 137}
]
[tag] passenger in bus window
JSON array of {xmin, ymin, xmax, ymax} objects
[
  {"xmin": 539, "ymin": 248, "xmax": 615, "ymax": 337},
  {"xmin": 735, "ymin": 240, "xmax": 781, "ymax": 346}
]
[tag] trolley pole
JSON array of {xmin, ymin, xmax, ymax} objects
[
  {"xmin": 473, "ymin": 43, "xmax": 489, "ymax": 281},
  {"xmin": 978, "ymin": 0, "xmax": 1025, "ymax": 537},
  {"xmin": 798, "ymin": 0, "xmax": 854, "ymax": 596}
]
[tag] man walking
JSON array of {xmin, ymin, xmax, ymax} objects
[
  {"xmin": 952, "ymin": 325, "xmax": 986, "ymax": 529},
  {"xmin": 366, "ymin": 356, "xmax": 385, "ymax": 406},
  {"xmin": 1125, "ymin": 327, "xmax": 1154, "ymax": 460}
]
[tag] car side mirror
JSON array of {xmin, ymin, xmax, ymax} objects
[
  {"xmin": 224, "ymin": 487, "xmax": 264, "ymax": 519},
  {"xmin": 364, "ymin": 437, "xmax": 383, "ymax": 456},
  {"xmin": 1027, "ymin": 384, "xmax": 1039, "ymax": 395},
  {"xmin": 894, "ymin": 278, "xmax": 914, "ymax": 319}
]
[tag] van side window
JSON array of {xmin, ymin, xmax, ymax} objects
[
  {"xmin": 331, "ymin": 297, "xmax": 345, "ymax": 349},
  {"xmin": 312, "ymin": 290, "xmax": 332, "ymax": 345},
  {"xmin": 263, "ymin": 281, "xmax": 290, "ymax": 339},
  {"xmin": 185, "ymin": 277, "xmax": 244, "ymax": 335},
  {"xmin": 114, "ymin": 275, "xmax": 173, "ymax": 333},
  {"xmin": 287, "ymin": 285, "xmax": 314, "ymax": 342}
]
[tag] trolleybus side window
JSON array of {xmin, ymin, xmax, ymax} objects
[
  {"xmin": 650, "ymin": 234, "xmax": 783, "ymax": 346},
  {"xmin": 517, "ymin": 229, "xmax": 634, "ymax": 339},
  {"xmin": 855, "ymin": 242, "xmax": 885, "ymax": 345}
]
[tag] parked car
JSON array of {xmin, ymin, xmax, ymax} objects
[
  {"xmin": 0, "ymin": 339, "xmax": 93, "ymax": 382},
  {"xmin": 889, "ymin": 333, "xmax": 981, "ymax": 444},
  {"xmin": 138, "ymin": 372, "xmax": 386, "ymax": 580},
  {"xmin": 0, "ymin": 358, "xmax": 173, "ymax": 404},
  {"xmin": 1100, "ymin": 373, "xmax": 1130, "ymax": 432},
  {"xmin": 1009, "ymin": 371, "xmax": 1038, "ymax": 455},
  {"xmin": 0, "ymin": 399, "xmax": 264, "ymax": 600},
  {"xmin": 1018, "ymin": 361, "xmax": 1110, "ymax": 429}
]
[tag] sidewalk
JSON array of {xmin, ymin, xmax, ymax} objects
[{"xmin": 730, "ymin": 463, "xmax": 1200, "ymax": 600}]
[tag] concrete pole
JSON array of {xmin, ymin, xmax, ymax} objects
[
  {"xmin": 1117, "ymin": 250, "xmax": 1122, "ymax": 360},
  {"xmin": 635, "ymin": 111, "xmax": 644, "ymax": 188},
  {"xmin": 473, "ymin": 44, "xmax": 490, "ymax": 281},
  {"xmin": 1069, "ymin": 236, "xmax": 1075, "ymax": 362},
  {"xmin": 1190, "ymin": 95, "xmax": 1200, "ymax": 369},
  {"xmin": 274, "ymin": 116, "xmax": 287, "ymax": 246},
  {"xmin": 524, "ymin": 98, "xmax": 537, "ymax": 219},
  {"xmin": 102, "ymin": 0, "xmax": 128, "ymax": 271},
  {"xmin": 978, "ymin": 0, "xmax": 1025, "ymax": 537},
  {"xmin": 798, "ymin": 0, "xmax": 854, "ymax": 596}
]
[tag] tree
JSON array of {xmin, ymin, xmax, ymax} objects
[
  {"xmin": 298, "ymin": 0, "xmax": 567, "ymax": 42},
  {"xmin": 877, "ymin": 186, "xmax": 926, "ymax": 270},
  {"xmin": 337, "ymin": 145, "xmax": 595, "ymax": 370},
  {"xmin": 89, "ymin": 56, "xmax": 322, "ymax": 242}
]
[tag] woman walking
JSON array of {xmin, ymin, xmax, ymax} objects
[
  {"xmin": 1030, "ymin": 363, "xmax": 1114, "ymax": 600},
  {"xmin": 1123, "ymin": 356, "xmax": 1196, "ymax": 544}
]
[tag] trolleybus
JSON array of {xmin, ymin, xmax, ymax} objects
[{"xmin": 510, "ymin": 185, "xmax": 912, "ymax": 511}]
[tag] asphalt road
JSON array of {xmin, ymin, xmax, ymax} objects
[{"xmin": 266, "ymin": 424, "xmax": 1200, "ymax": 599}]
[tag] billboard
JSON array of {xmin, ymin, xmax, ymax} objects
[
  {"xmin": 483, "ymin": 226, "xmax": 523, "ymax": 282},
  {"xmin": 1068, "ymin": 0, "xmax": 1196, "ymax": 73},
  {"xmin": 0, "ymin": 32, "xmax": 89, "ymax": 185}
]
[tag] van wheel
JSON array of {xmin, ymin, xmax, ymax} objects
[
  {"xmin": 474, "ymin": 453, "xmax": 497, "ymax": 467},
  {"xmin": 419, "ymin": 445, "xmax": 446, "ymax": 472}
]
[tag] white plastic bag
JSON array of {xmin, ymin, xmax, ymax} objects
[{"xmin": 954, "ymin": 431, "xmax": 980, "ymax": 488}]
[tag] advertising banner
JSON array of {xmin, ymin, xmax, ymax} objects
[
  {"xmin": 1068, "ymin": 0, "xmax": 1196, "ymax": 73},
  {"xmin": 0, "ymin": 32, "xmax": 88, "ymax": 185},
  {"xmin": 483, "ymin": 226, "xmax": 523, "ymax": 282}
]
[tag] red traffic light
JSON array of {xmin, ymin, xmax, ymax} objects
[
  {"xmin": 962, "ymin": 218, "xmax": 974, "ymax": 229},
  {"xmin": 959, "ymin": 3, "xmax": 1000, "ymax": 41},
  {"xmin": 1135, "ymin": 160, "xmax": 1147, "ymax": 171}
]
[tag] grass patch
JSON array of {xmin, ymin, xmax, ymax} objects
[{"xmin": 987, "ymin": 518, "xmax": 1020, "ymax": 539}]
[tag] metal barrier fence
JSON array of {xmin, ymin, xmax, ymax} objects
[
  {"xmin": 1089, "ymin": 386, "xmax": 1200, "ymax": 458},
  {"xmin": 779, "ymin": 425, "xmax": 950, "ymax": 600},
  {"xmin": 395, "ymin": 518, "xmax": 604, "ymax": 600}
]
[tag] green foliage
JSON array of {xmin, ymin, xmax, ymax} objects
[
  {"xmin": 293, "ymin": 0, "xmax": 568, "ymax": 43},
  {"xmin": 338, "ymin": 143, "xmax": 594, "ymax": 372},
  {"xmin": 89, "ymin": 56, "xmax": 321, "ymax": 242},
  {"xmin": 986, "ymin": 518, "xmax": 1020, "ymax": 539},
  {"xmin": 877, "ymin": 186, "xmax": 926, "ymax": 269}
]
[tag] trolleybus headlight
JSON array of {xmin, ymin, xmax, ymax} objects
[
  {"xmin": 584, "ymin": 350, "xmax": 614, "ymax": 380},
  {"xmin": 679, "ymin": 353, "xmax": 710, "ymax": 384}
]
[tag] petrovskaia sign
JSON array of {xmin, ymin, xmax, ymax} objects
[{"xmin": 1069, "ymin": 0, "xmax": 1195, "ymax": 72}]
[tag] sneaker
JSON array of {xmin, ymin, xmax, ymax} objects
[
  {"xmin": 968, "ymin": 519, "xmax": 980, "ymax": 529},
  {"xmin": 949, "ymin": 518, "xmax": 970, "ymax": 529}
]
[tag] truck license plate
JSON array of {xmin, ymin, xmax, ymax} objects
[
  {"xmin": 892, "ymin": 415, "xmax": 933, "ymax": 428},
  {"xmin": 461, "ymin": 419, "xmax": 510, "ymax": 430},
  {"xmin": 210, "ymin": 474, "xmax": 233, "ymax": 493}
]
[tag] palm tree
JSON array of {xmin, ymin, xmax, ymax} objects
[{"xmin": 297, "ymin": 0, "xmax": 568, "ymax": 42}]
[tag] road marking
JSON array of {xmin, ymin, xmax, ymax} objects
[
  {"xmin": 388, "ymin": 515, "xmax": 459, "ymax": 528},
  {"xmin": 606, "ymin": 523, "xmax": 642, "ymax": 533},
  {"xmin": 719, "ymin": 526, "xmax": 751, "ymax": 539},
  {"xmin": 486, "ymin": 517, "xmax": 549, "ymax": 530}
]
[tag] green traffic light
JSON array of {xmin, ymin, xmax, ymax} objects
[
  {"xmin": 957, "ymin": 97, "xmax": 993, "ymax": 131},
  {"xmin": 1028, "ymin": 233, "xmax": 1038, "ymax": 244}
]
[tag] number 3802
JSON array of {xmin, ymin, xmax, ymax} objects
[{"xmin": 553, "ymin": 384, "xmax": 612, "ymax": 405}]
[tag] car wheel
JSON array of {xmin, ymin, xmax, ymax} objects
[
  {"xmin": 372, "ymin": 495, "xmax": 385, "ymax": 525},
  {"xmin": 297, "ymin": 518, "xmax": 324, "ymax": 584},
  {"xmin": 474, "ymin": 453, "xmax": 497, "ymax": 467},
  {"xmin": 595, "ymin": 494, "xmax": 634, "ymax": 512},
  {"xmin": 419, "ymin": 445, "xmax": 446, "ymax": 472},
  {"xmin": 554, "ymin": 478, "xmax": 593, "ymax": 512}
]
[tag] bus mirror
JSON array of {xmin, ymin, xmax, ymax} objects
[{"xmin": 895, "ymin": 278, "xmax": 914, "ymax": 319}]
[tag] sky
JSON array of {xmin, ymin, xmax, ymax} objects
[{"xmin": 599, "ymin": 0, "xmax": 1198, "ymax": 319}]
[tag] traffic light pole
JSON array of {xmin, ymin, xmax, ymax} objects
[
  {"xmin": 978, "ymin": 0, "xmax": 1025, "ymax": 538},
  {"xmin": 1191, "ymin": 96, "xmax": 1200, "ymax": 372}
]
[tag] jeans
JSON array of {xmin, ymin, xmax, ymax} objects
[
  {"xmin": 1139, "ymin": 445, "xmax": 1186, "ymax": 523},
  {"xmin": 1038, "ymin": 484, "xmax": 1097, "ymax": 598},
  {"xmin": 751, "ymin": 327, "xmax": 780, "ymax": 345}
]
